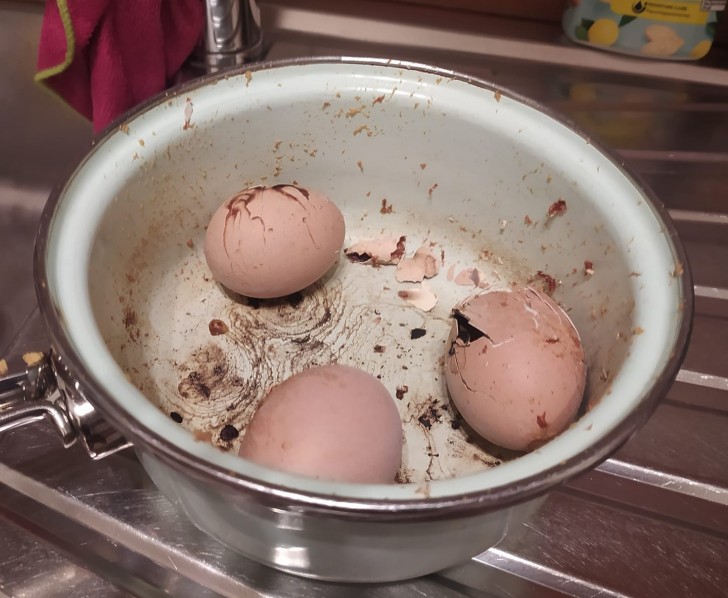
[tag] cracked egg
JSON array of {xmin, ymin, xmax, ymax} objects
[
  {"xmin": 204, "ymin": 184, "xmax": 345, "ymax": 298},
  {"xmin": 445, "ymin": 286, "xmax": 586, "ymax": 452}
]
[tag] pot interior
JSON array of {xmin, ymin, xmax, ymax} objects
[{"xmin": 45, "ymin": 59, "xmax": 687, "ymax": 500}]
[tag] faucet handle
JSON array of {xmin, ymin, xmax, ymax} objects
[{"xmin": 203, "ymin": 0, "xmax": 263, "ymax": 72}]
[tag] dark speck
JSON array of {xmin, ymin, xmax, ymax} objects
[
  {"xmin": 418, "ymin": 414, "xmax": 433, "ymax": 430},
  {"xmin": 170, "ymin": 411, "xmax": 183, "ymax": 423},
  {"xmin": 220, "ymin": 424, "xmax": 240, "ymax": 442},
  {"xmin": 374, "ymin": 345, "xmax": 386, "ymax": 353},
  {"xmin": 410, "ymin": 328, "xmax": 426, "ymax": 340},
  {"xmin": 286, "ymin": 292, "xmax": 304, "ymax": 307}
]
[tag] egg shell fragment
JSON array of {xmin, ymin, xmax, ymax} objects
[
  {"xmin": 445, "ymin": 287, "xmax": 586, "ymax": 451},
  {"xmin": 204, "ymin": 185, "xmax": 345, "ymax": 298},
  {"xmin": 239, "ymin": 364, "xmax": 403, "ymax": 484}
]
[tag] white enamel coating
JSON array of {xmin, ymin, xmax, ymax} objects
[{"xmin": 42, "ymin": 59, "xmax": 687, "ymax": 580}]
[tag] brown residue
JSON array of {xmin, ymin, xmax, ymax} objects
[
  {"xmin": 186, "ymin": 239, "xmax": 194, "ymax": 249},
  {"xmin": 420, "ymin": 163, "xmax": 427, "ymax": 170},
  {"xmin": 584, "ymin": 260, "xmax": 595, "ymax": 276},
  {"xmin": 353, "ymin": 124, "xmax": 371, "ymax": 136},
  {"xmin": 536, "ymin": 412, "xmax": 548, "ymax": 429},
  {"xmin": 322, "ymin": 101, "xmax": 331, "ymax": 109},
  {"xmin": 194, "ymin": 429, "xmax": 213, "ymax": 443},
  {"xmin": 494, "ymin": 90, "xmax": 502, "ymax": 102},
  {"xmin": 547, "ymin": 199, "xmax": 567, "ymax": 218},
  {"xmin": 427, "ymin": 183, "xmax": 439, "ymax": 197},
  {"xmin": 524, "ymin": 215, "xmax": 533, "ymax": 225},
  {"xmin": 209, "ymin": 319, "xmax": 229, "ymax": 336},
  {"xmin": 372, "ymin": 95, "xmax": 385, "ymax": 105},
  {"xmin": 357, "ymin": 160, "xmax": 364, "ymax": 172},
  {"xmin": 123, "ymin": 305, "xmax": 139, "ymax": 340},
  {"xmin": 374, "ymin": 345, "xmax": 386, "ymax": 353},
  {"xmin": 395, "ymin": 385, "xmax": 409, "ymax": 400},
  {"xmin": 380, "ymin": 198, "xmax": 394, "ymax": 214},
  {"xmin": 632, "ymin": 326, "xmax": 645, "ymax": 335},
  {"xmin": 672, "ymin": 262, "xmax": 684, "ymax": 277},
  {"xmin": 534, "ymin": 271, "xmax": 558, "ymax": 295},
  {"xmin": 346, "ymin": 105, "xmax": 366, "ymax": 117},
  {"xmin": 244, "ymin": 70, "xmax": 252, "ymax": 87}
]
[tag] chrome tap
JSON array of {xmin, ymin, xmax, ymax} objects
[{"xmin": 202, "ymin": 0, "xmax": 263, "ymax": 72}]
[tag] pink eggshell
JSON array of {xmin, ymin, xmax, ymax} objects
[
  {"xmin": 239, "ymin": 364, "xmax": 403, "ymax": 484},
  {"xmin": 204, "ymin": 185, "xmax": 345, "ymax": 298},
  {"xmin": 445, "ymin": 287, "xmax": 586, "ymax": 451}
]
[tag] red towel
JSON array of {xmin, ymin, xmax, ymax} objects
[{"xmin": 36, "ymin": 0, "xmax": 204, "ymax": 134}]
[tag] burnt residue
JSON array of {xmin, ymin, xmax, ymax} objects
[
  {"xmin": 547, "ymin": 199, "xmax": 567, "ymax": 218},
  {"xmin": 221, "ymin": 185, "xmax": 313, "ymax": 257},
  {"xmin": 172, "ymin": 279, "xmax": 347, "ymax": 450},
  {"xmin": 533, "ymin": 270, "xmax": 558, "ymax": 295},
  {"xmin": 223, "ymin": 188, "xmax": 264, "ymax": 256},
  {"xmin": 271, "ymin": 183, "xmax": 310, "ymax": 201},
  {"xmin": 418, "ymin": 401, "xmax": 441, "ymax": 431},
  {"xmin": 122, "ymin": 305, "xmax": 140, "ymax": 341},
  {"xmin": 170, "ymin": 411, "xmax": 183, "ymax": 423},
  {"xmin": 208, "ymin": 319, "xmax": 229, "ymax": 336},
  {"xmin": 177, "ymin": 345, "xmax": 229, "ymax": 402},
  {"xmin": 219, "ymin": 424, "xmax": 240, "ymax": 442},
  {"xmin": 395, "ymin": 469, "xmax": 413, "ymax": 484},
  {"xmin": 179, "ymin": 370, "xmax": 212, "ymax": 399},
  {"xmin": 286, "ymin": 292, "xmax": 304, "ymax": 308},
  {"xmin": 410, "ymin": 328, "xmax": 426, "ymax": 340},
  {"xmin": 395, "ymin": 385, "xmax": 409, "ymax": 400}
]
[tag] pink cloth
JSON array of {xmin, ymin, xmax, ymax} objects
[{"xmin": 37, "ymin": 0, "xmax": 204, "ymax": 133}]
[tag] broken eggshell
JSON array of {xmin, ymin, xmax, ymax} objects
[
  {"xmin": 345, "ymin": 235, "xmax": 406, "ymax": 266},
  {"xmin": 396, "ymin": 244, "xmax": 440, "ymax": 283},
  {"xmin": 204, "ymin": 185, "xmax": 345, "ymax": 298},
  {"xmin": 445, "ymin": 287, "xmax": 587, "ymax": 451}
]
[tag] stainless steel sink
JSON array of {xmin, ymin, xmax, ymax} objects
[{"xmin": 1, "ymin": 2, "xmax": 728, "ymax": 597}]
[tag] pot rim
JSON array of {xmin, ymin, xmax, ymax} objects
[{"xmin": 34, "ymin": 56, "xmax": 694, "ymax": 521}]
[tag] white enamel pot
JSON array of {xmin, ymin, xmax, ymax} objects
[{"xmin": 9, "ymin": 58, "xmax": 692, "ymax": 582}]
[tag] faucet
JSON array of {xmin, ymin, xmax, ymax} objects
[{"xmin": 201, "ymin": 0, "xmax": 264, "ymax": 72}]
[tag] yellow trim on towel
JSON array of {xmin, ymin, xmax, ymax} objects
[{"xmin": 34, "ymin": 0, "xmax": 75, "ymax": 82}]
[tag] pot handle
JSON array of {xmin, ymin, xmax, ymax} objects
[{"xmin": 0, "ymin": 352, "xmax": 132, "ymax": 458}]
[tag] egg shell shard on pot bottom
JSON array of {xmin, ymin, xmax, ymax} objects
[
  {"xmin": 204, "ymin": 185, "xmax": 345, "ymax": 299},
  {"xmin": 238, "ymin": 364, "xmax": 404, "ymax": 484},
  {"xmin": 445, "ymin": 287, "xmax": 587, "ymax": 452}
]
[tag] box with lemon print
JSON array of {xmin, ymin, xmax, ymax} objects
[{"xmin": 563, "ymin": 0, "xmax": 721, "ymax": 59}]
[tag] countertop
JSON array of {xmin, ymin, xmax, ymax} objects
[{"xmin": 1, "ymin": 2, "xmax": 727, "ymax": 596}]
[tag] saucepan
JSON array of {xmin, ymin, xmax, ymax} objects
[{"xmin": 0, "ymin": 57, "xmax": 692, "ymax": 582}]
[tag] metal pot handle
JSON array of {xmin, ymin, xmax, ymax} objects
[{"xmin": 0, "ymin": 352, "xmax": 132, "ymax": 458}]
